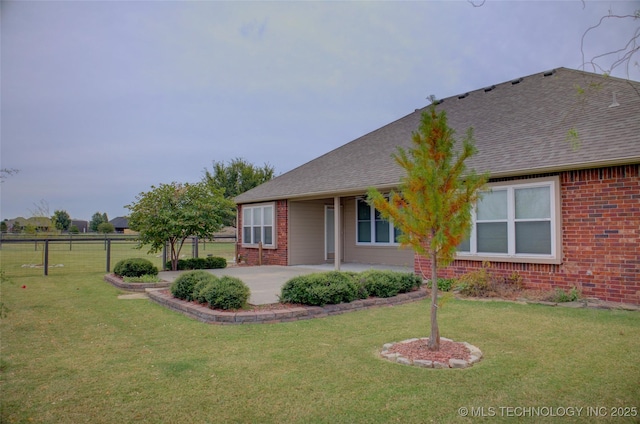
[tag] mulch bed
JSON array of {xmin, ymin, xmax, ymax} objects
[{"xmin": 388, "ymin": 338, "xmax": 471, "ymax": 363}]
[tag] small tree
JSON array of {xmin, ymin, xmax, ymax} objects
[
  {"xmin": 203, "ymin": 158, "xmax": 275, "ymax": 226},
  {"xmin": 368, "ymin": 106, "xmax": 488, "ymax": 351},
  {"xmin": 97, "ymin": 222, "xmax": 115, "ymax": 234},
  {"xmin": 90, "ymin": 212, "xmax": 107, "ymax": 232},
  {"xmin": 52, "ymin": 210, "xmax": 71, "ymax": 232},
  {"xmin": 126, "ymin": 182, "xmax": 234, "ymax": 271}
]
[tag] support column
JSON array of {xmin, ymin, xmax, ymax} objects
[{"xmin": 334, "ymin": 196, "xmax": 341, "ymax": 271}]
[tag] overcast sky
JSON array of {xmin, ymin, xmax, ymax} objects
[{"xmin": 2, "ymin": 1, "xmax": 638, "ymax": 222}]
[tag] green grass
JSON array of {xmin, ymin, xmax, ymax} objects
[
  {"xmin": 0, "ymin": 240, "xmax": 236, "ymax": 278},
  {"xmin": 1, "ymin": 271, "xmax": 639, "ymax": 423}
]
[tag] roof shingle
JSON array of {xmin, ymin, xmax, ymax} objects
[{"xmin": 236, "ymin": 68, "xmax": 640, "ymax": 204}]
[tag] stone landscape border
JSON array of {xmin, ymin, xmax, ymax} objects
[
  {"xmin": 380, "ymin": 337, "xmax": 483, "ymax": 369},
  {"xmin": 104, "ymin": 274, "xmax": 171, "ymax": 292},
  {"xmin": 146, "ymin": 286, "xmax": 428, "ymax": 324}
]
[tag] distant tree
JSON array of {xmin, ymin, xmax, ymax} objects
[
  {"xmin": 367, "ymin": 106, "xmax": 488, "ymax": 351},
  {"xmin": 69, "ymin": 224, "xmax": 80, "ymax": 234},
  {"xmin": 126, "ymin": 182, "xmax": 234, "ymax": 271},
  {"xmin": 0, "ymin": 221, "xmax": 7, "ymax": 233},
  {"xmin": 203, "ymin": 158, "xmax": 275, "ymax": 226},
  {"xmin": 52, "ymin": 210, "xmax": 71, "ymax": 232},
  {"xmin": 97, "ymin": 222, "xmax": 115, "ymax": 234},
  {"xmin": 90, "ymin": 212, "xmax": 106, "ymax": 232},
  {"xmin": 102, "ymin": 212, "xmax": 109, "ymax": 224}
]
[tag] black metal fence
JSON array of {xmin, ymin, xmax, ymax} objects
[{"xmin": 0, "ymin": 234, "xmax": 236, "ymax": 277}]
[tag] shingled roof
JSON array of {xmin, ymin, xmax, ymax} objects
[{"xmin": 235, "ymin": 68, "xmax": 640, "ymax": 204}]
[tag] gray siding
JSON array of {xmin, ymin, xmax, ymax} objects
[
  {"xmin": 343, "ymin": 197, "xmax": 414, "ymax": 267},
  {"xmin": 288, "ymin": 200, "xmax": 327, "ymax": 265}
]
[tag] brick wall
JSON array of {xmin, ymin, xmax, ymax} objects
[
  {"xmin": 237, "ymin": 200, "xmax": 288, "ymax": 266},
  {"xmin": 415, "ymin": 165, "xmax": 640, "ymax": 304}
]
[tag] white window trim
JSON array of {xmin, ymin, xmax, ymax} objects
[
  {"xmin": 456, "ymin": 176, "xmax": 562, "ymax": 264},
  {"xmin": 241, "ymin": 203, "xmax": 276, "ymax": 249},
  {"xmin": 355, "ymin": 198, "xmax": 401, "ymax": 246}
]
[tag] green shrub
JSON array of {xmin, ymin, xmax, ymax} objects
[
  {"xmin": 550, "ymin": 286, "xmax": 581, "ymax": 303},
  {"xmin": 170, "ymin": 270, "xmax": 213, "ymax": 301},
  {"xmin": 114, "ymin": 258, "xmax": 158, "ymax": 278},
  {"xmin": 203, "ymin": 276, "xmax": 250, "ymax": 310},
  {"xmin": 166, "ymin": 256, "xmax": 227, "ymax": 270},
  {"xmin": 357, "ymin": 270, "xmax": 399, "ymax": 298},
  {"xmin": 122, "ymin": 274, "xmax": 162, "ymax": 283},
  {"xmin": 205, "ymin": 256, "xmax": 227, "ymax": 269},
  {"xmin": 426, "ymin": 278, "xmax": 455, "ymax": 292},
  {"xmin": 280, "ymin": 272, "xmax": 360, "ymax": 306},
  {"xmin": 192, "ymin": 275, "xmax": 219, "ymax": 304},
  {"xmin": 279, "ymin": 275, "xmax": 314, "ymax": 304},
  {"xmin": 356, "ymin": 270, "xmax": 423, "ymax": 298}
]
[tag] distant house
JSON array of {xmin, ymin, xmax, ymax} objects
[
  {"xmin": 71, "ymin": 220, "xmax": 89, "ymax": 233},
  {"xmin": 109, "ymin": 217, "xmax": 130, "ymax": 234},
  {"xmin": 6, "ymin": 216, "xmax": 52, "ymax": 233},
  {"xmin": 235, "ymin": 68, "xmax": 639, "ymax": 304}
]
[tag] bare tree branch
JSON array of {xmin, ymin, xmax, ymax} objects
[
  {"xmin": 0, "ymin": 168, "xmax": 19, "ymax": 182},
  {"xmin": 581, "ymin": 12, "xmax": 640, "ymax": 79}
]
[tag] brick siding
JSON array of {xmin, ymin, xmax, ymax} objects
[
  {"xmin": 414, "ymin": 165, "xmax": 640, "ymax": 304},
  {"xmin": 237, "ymin": 200, "xmax": 288, "ymax": 266}
]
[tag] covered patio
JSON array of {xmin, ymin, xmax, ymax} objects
[{"xmin": 159, "ymin": 263, "xmax": 413, "ymax": 305}]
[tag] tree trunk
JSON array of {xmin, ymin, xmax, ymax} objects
[
  {"xmin": 171, "ymin": 242, "xmax": 178, "ymax": 271},
  {"xmin": 428, "ymin": 250, "xmax": 440, "ymax": 351}
]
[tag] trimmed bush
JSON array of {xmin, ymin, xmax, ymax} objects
[
  {"xmin": 192, "ymin": 275, "xmax": 219, "ymax": 304},
  {"xmin": 357, "ymin": 270, "xmax": 399, "ymax": 298},
  {"xmin": 356, "ymin": 270, "xmax": 423, "ymax": 298},
  {"xmin": 114, "ymin": 258, "xmax": 158, "ymax": 278},
  {"xmin": 166, "ymin": 256, "xmax": 227, "ymax": 271},
  {"xmin": 203, "ymin": 276, "xmax": 250, "ymax": 310},
  {"xmin": 205, "ymin": 256, "xmax": 227, "ymax": 269},
  {"xmin": 280, "ymin": 272, "xmax": 361, "ymax": 306},
  {"xmin": 170, "ymin": 270, "xmax": 213, "ymax": 301}
]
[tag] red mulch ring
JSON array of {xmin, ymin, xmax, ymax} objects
[{"xmin": 388, "ymin": 338, "xmax": 471, "ymax": 363}]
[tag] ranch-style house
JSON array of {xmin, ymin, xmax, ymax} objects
[{"xmin": 234, "ymin": 68, "xmax": 640, "ymax": 304}]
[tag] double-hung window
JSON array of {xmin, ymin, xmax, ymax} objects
[
  {"xmin": 242, "ymin": 204, "xmax": 275, "ymax": 247},
  {"xmin": 356, "ymin": 198, "xmax": 401, "ymax": 245},
  {"xmin": 457, "ymin": 176, "xmax": 560, "ymax": 263}
]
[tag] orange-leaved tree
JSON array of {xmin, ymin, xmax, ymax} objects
[{"xmin": 367, "ymin": 106, "xmax": 488, "ymax": 351}]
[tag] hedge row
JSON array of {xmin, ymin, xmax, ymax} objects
[
  {"xmin": 170, "ymin": 270, "xmax": 249, "ymax": 310},
  {"xmin": 166, "ymin": 256, "xmax": 227, "ymax": 271},
  {"xmin": 280, "ymin": 270, "xmax": 422, "ymax": 306}
]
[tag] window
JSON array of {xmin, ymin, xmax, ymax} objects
[
  {"xmin": 242, "ymin": 204, "xmax": 275, "ymax": 247},
  {"xmin": 356, "ymin": 198, "xmax": 401, "ymax": 245},
  {"xmin": 457, "ymin": 177, "xmax": 560, "ymax": 263}
]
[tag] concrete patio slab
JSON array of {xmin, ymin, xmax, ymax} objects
[{"xmin": 159, "ymin": 263, "xmax": 412, "ymax": 305}]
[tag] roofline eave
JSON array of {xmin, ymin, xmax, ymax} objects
[{"xmin": 235, "ymin": 157, "xmax": 640, "ymax": 205}]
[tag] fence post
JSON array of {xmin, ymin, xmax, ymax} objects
[
  {"xmin": 44, "ymin": 240, "xmax": 49, "ymax": 276},
  {"xmin": 106, "ymin": 239, "xmax": 111, "ymax": 273}
]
